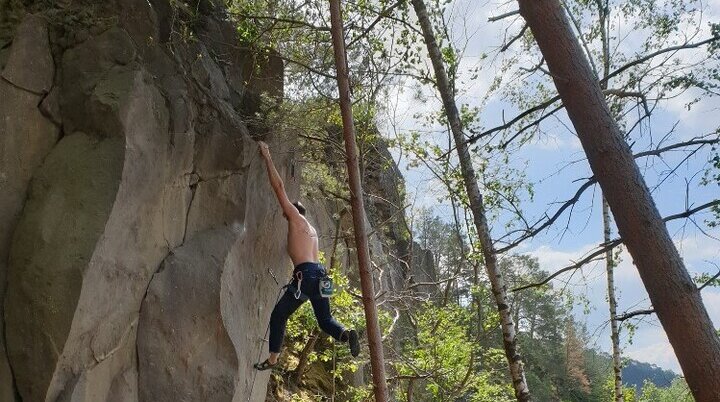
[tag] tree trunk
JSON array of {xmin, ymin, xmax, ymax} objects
[
  {"xmin": 410, "ymin": 0, "xmax": 532, "ymax": 400},
  {"xmin": 328, "ymin": 1, "xmax": 389, "ymax": 400},
  {"xmin": 603, "ymin": 199, "xmax": 624, "ymax": 402},
  {"xmin": 518, "ymin": 1, "xmax": 720, "ymax": 400},
  {"xmin": 293, "ymin": 330, "xmax": 320, "ymax": 383},
  {"xmin": 596, "ymin": 4, "xmax": 624, "ymax": 398}
]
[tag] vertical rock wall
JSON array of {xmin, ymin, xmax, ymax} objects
[
  {"xmin": 0, "ymin": 1, "xmax": 294, "ymax": 401},
  {"xmin": 0, "ymin": 14, "xmax": 61, "ymax": 402}
]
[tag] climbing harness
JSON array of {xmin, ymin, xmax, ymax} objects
[
  {"xmin": 285, "ymin": 270, "xmax": 309, "ymax": 302},
  {"xmin": 288, "ymin": 269, "xmax": 335, "ymax": 300},
  {"xmin": 319, "ymin": 275, "xmax": 334, "ymax": 298},
  {"xmin": 294, "ymin": 271, "xmax": 304, "ymax": 300}
]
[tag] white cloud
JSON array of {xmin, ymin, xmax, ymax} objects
[
  {"xmin": 529, "ymin": 131, "xmax": 583, "ymax": 151},
  {"xmin": 624, "ymin": 327, "xmax": 682, "ymax": 374},
  {"xmin": 676, "ymin": 234, "xmax": 720, "ymax": 264},
  {"xmin": 661, "ymin": 90, "xmax": 720, "ymax": 136},
  {"xmin": 702, "ymin": 291, "xmax": 720, "ymax": 328},
  {"xmin": 529, "ymin": 243, "xmax": 597, "ymax": 274}
]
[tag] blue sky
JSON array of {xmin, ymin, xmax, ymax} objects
[{"xmin": 376, "ymin": 0, "xmax": 720, "ymax": 373}]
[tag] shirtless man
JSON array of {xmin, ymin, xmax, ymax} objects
[{"xmin": 254, "ymin": 141, "xmax": 360, "ymax": 371}]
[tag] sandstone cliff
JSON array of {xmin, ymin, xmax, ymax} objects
[{"xmin": 0, "ymin": 1, "xmax": 296, "ymax": 401}]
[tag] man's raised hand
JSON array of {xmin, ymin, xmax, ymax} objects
[{"xmin": 258, "ymin": 141, "xmax": 270, "ymax": 158}]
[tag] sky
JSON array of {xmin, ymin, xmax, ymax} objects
[{"xmin": 374, "ymin": 0, "xmax": 720, "ymax": 374}]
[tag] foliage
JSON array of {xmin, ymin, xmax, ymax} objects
[
  {"xmin": 282, "ymin": 263, "xmax": 374, "ymax": 398},
  {"xmin": 394, "ymin": 303, "xmax": 513, "ymax": 402},
  {"xmin": 601, "ymin": 375, "xmax": 637, "ymax": 402},
  {"xmin": 692, "ymin": 270, "xmax": 720, "ymax": 288},
  {"xmin": 227, "ymin": 0, "xmax": 403, "ymax": 103},
  {"xmin": 702, "ymin": 140, "xmax": 720, "ymax": 227},
  {"xmin": 637, "ymin": 378, "xmax": 694, "ymax": 402}
]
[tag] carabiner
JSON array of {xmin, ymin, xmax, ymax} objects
[{"xmin": 294, "ymin": 271, "xmax": 303, "ymax": 300}]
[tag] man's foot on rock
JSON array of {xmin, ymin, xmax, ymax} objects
[
  {"xmin": 254, "ymin": 359, "xmax": 278, "ymax": 371},
  {"xmin": 347, "ymin": 329, "xmax": 360, "ymax": 357}
]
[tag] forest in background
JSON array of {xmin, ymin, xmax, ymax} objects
[{"xmin": 212, "ymin": 0, "xmax": 720, "ymax": 400}]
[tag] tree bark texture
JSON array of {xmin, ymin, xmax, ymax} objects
[
  {"xmin": 603, "ymin": 199, "xmax": 624, "ymax": 402},
  {"xmin": 518, "ymin": 1, "xmax": 720, "ymax": 400},
  {"xmin": 328, "ymin": 1, "xmax": 389, "ymax": 400},
  {"xmin": 293, "ymin": 330, "xmax": 320, "ymax": 383},
  {"xmin": 410, "ymin": 0, "xmax": 532, "ymax": 400}
]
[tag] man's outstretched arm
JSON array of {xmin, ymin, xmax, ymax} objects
[{"xmin": 258, "ymin": 141, "xmax": 301, "ymax": 220}]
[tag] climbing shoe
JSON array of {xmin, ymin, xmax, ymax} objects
[
  {"xmin": 253, "ymin": 359, "xmax": 278, "ymax": 371},
  {"xmin": 348, "ymin": 329, "xmax": 360, "ymax": 357}
]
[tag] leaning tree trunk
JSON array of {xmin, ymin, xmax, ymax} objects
[
  {"xmin": 410, "ymin": 0, "xmax": 532, "ymax": 400},
  {"xmin": 328, "ymin": 1, "xmax": 389, "ymax": 400},
  {"xmin": 603, "ymin": 199, "xmax": 624, "ymax": 402},
  {"xmin": 518, "ymin": 1, "xmax": 720, "ymax": 400}
]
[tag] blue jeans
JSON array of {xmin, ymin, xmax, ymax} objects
[{"xmin": 268, "ymin": 262, "xmax": 346, "ymax": 353}]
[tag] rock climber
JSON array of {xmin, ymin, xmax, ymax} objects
[{"xmin": 253, "ymin": 141, "xmax": 360, "ymax": 371}]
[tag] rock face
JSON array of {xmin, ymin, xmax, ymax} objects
[
  {"xmin": 1, "ymin": 14, "xmax": 54, "ymax": 94},
  {"xmin": 0, "ymin": 2, "xmax": 294, "ymax": 401},
  {"xmin": 0, "ymin": 13, "xmax": 61, "ymax": 402},
  {"xmin": 138, "ymin": 228, "xmax": 238, "ymax": 402}
]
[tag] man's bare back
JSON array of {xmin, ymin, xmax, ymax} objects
[{"xmin": 286, "ymin": 215, "xmax": 319, "ymax": 265}]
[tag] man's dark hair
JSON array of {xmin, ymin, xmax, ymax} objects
[{"xmin": 292, "ymin": 201, "xmax": 306, "ymax": 216}]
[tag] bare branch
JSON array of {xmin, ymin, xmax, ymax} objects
[
  {"xmin": 663, "ymin": 200, "xmax": 720, "ymax": 222},
  {"xmin": 406, "ymin": 276, "xmax": 460, "ymax": 290},
  {"xmin": 347, "ymin": 0, "xmax": 404, "ymax": 48},
  {"xmin": 698, "ymin": 269, "xmax": 720, "ymax": 292},
  {"xmin": 633, "ymin": 136, "xmax": 720, "ymax": 159},
  {"xmin": 468, "ymin": 95, "xmax": 562, "ymax": 145},
  {"xmin": 511, "ymin": 238, "xmax": 621, "ymax": 292},
  {"xmin": 512, "ymin": 200, "xmax": 720, "ymax": 292},
  {"xmin": 228, "ymin": 11, "xmax": 331, "ymax": 31},
  {"xmin": 496, "ymin": 179, "xmax": 597, "ymax": 253},
  {"xmin": 381, "ymin": 308, "xmax": 401, "ymax": 341},
  {"xmin": 604, "ymin": 266, "xmax": 719, "ymax": 319},
  {"xmin": 499, "ymin": 104, "xmax": 564, "ymax": 149},
  {"xmin": 496, "ymin": 137, "xmax": 719, "ymax": 252},
  {"xmin": 501, "ymin": 24, "xmax": 528, "ymax": 52},
  {"xmin": 273, "ymin": 53, "xmax": 337, "ymax": 79},
  {"xmin": 464, "ymin": 35, "xmax": 720, "ymax": 148},
  {"xmin": 603, "ymin": 36, "xmax": 720, "ymax": 85},
  {"xmin": 616, "ymin": 309, "xmax": 655, "ymax": 322},
  {"xmin": 488, "ymin": 10, "xmax": 520, "ymax": 22}
]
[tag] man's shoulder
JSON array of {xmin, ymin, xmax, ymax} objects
[
  {"xmin": 288, "ymin": 214, "xmax": 310, "ymax": 226},
  {"xmin": 288, "ymin": 217, "xmax": 316, "ymax": 233}
]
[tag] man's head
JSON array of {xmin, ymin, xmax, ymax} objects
[{"xmin": 292, "ymin": 201, "xmax": 306, "ymax": 216}]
